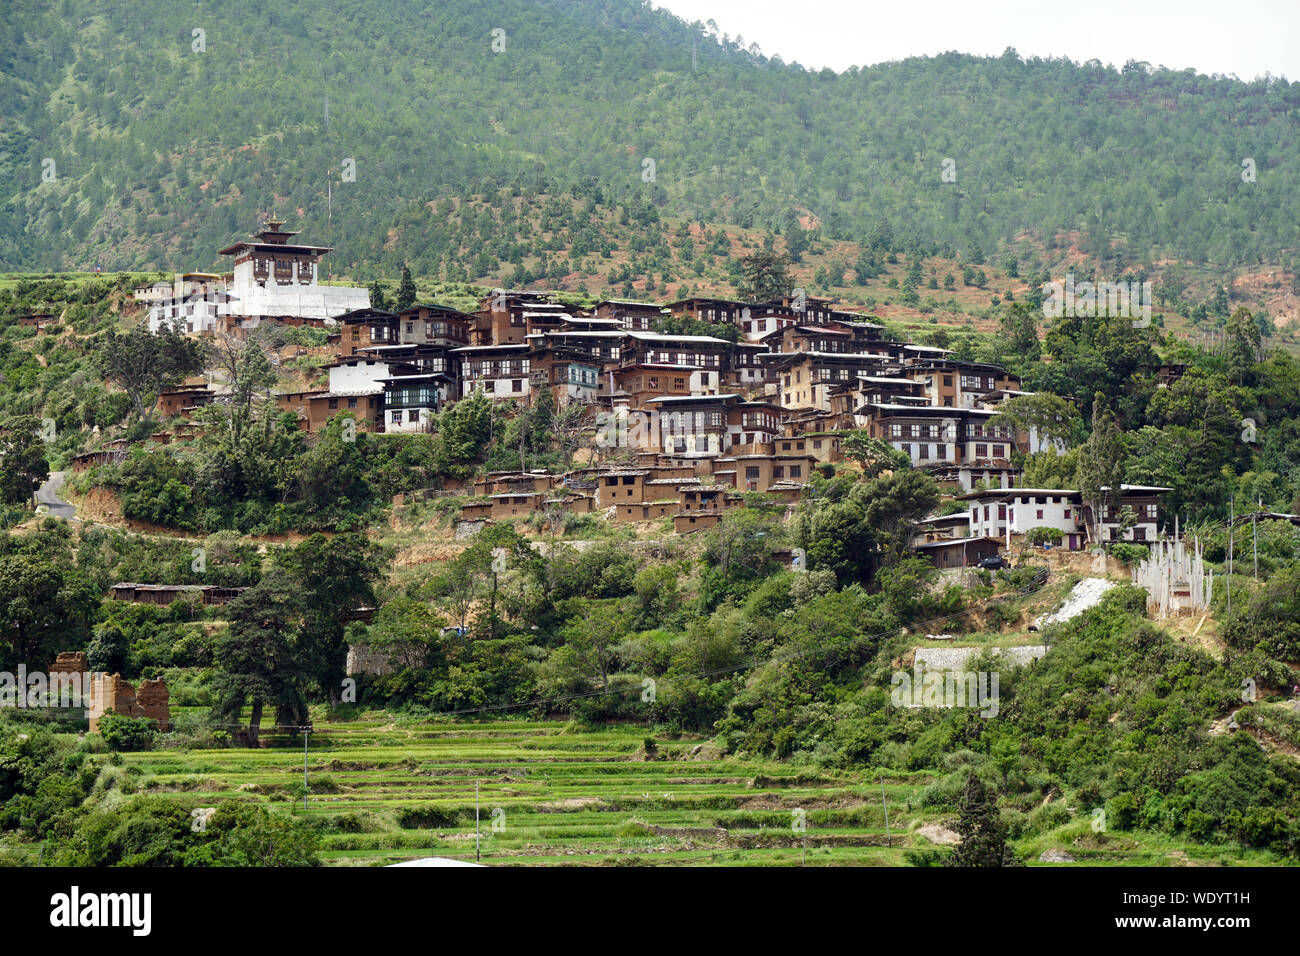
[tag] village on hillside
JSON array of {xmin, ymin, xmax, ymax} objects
[{"xmin": 112, "ymin": 217, "xmax": 1187, "ymax": 566}]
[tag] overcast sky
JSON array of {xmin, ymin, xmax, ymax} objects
[{"xmin": 650, "ymin": 0, "xmax": 1299, "ymax": 80}]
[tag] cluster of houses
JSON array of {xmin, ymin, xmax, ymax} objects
[{"xmin": 125, "ymin": 217, "xmax": 1175, "ymax": 564}]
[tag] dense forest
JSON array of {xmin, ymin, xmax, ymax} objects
[{"xmin": 3, "ymin": 0, "xmax": 1300, "ymax": 273}]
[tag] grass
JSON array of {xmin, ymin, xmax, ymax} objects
[{"xmin": 5, "ymin": 707, "xmax": 1253, "ymax": 867}]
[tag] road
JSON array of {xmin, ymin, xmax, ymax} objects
[{"xmin": 35, "ymin": 471, "xmax": 77, "ymax": 520}]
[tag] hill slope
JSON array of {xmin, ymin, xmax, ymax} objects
[{"xmin": 3, "ymin": 0, "xmax": 1300, "ymax": 272}]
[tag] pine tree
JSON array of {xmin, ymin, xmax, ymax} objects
[
  {"xmin": 396, "ymin": 264, "xmax": 417, "ymax": 311},
  {"xmin": 947, "ymin": 774, "xmax": 1020, "ymax": 867},
  {"xmin": 368, "ymin": 280, "xmax": 389, "ymax": 312}
]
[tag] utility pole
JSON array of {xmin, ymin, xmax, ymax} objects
[
  {"xmin": 476, "ymin": 781, "xmax": 481, "ymax": 863},
  {"xmin": 879, "ymin": 775, "xmax": 892, "ymax": 848},
  {"xmin": 1253, "ymin": 497, "xmax": 1260, "ymax": 581},
  {"xmin": 1227, "ymin": 497, "xmax": 1234, "ymax": 617},
  {"xmin": 303, "ymin": 728, "xmax": 310, "ymax": 811}
]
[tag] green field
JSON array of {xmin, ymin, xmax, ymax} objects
[{"xmin": 40, "ymin": 710, "xmax": 1265, "ymax": 868}]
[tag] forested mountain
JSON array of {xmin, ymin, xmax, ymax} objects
[{"xmin": 3, "ymin": 0, "xmax": 1299, "ymax": 273}]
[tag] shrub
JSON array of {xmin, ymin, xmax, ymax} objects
[
  {"xmin": 1110, "ymin": 542, "xmax": 1150, "ymax": 565},
  {"xmin": 97, "ymin": 713, "xmax": 157, "ymax": 752}
]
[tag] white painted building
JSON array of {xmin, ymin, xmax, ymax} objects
[
  {"xmin": 143, "ymin": 273, "xmax": 232, "ymax": 333},
  {"xmin": 218, "ymin": 219, "xmax": 369, "ymax": 321}
]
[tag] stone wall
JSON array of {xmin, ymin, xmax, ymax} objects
[
  {"xmin": 912, "ymin": 645, "xmax": 1046, "ymax": 672},
  {"xmin": 86, "ymin": 672, "xmax": 170, "ymax": 733},
  {"xmin": 346, "ymin": 642, "xmax": 427, "ymax": 676}
]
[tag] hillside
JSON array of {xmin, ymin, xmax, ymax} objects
[{"xmin": 4, "ymin": 0, "xmax": 1300, "ymax": 274}]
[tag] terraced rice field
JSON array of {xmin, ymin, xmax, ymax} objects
[
  {"xmin": 115, "ymin": 710, "xmax": 1268, "ymax": 867},
  {"xmin": 125, "ymin": 710, "xmax": 931, "ymax": 866}
]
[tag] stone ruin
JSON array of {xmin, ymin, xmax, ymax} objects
[{"xmin": 50, "ymin": 651, "xmax": 170, "ymax": 733}]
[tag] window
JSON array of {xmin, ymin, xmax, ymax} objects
[
  {"xmin": 976, "ymin": 444, "xmax": 988, "ymax": 458},
  {"xmin": 790, "ymin": 465, "xmax": 802, "ymax": 478},
  {"xmin": 328, "ymin": 398, "xmax": 338, "ymax": 410},
  {"xmin": 512, "ymin": 380, "xmax": 522, "ymax": 392},
  {"xmin": 774, "ymin": 467, "xmax": 785, "ymax": 478},
  {"xmin": 391, "ymin": 411, "xmax": 402, "ymax": 423},
  {"xmin": 347, "ymin": 397, "xmax": 358, "ymax": 409},
  {"xmin": 1036, "ymin": 509, "xmax": 1044, "ymax": 519},
  {"xmin": 746, "ymin": 467, "xmax": 760, "ymax": 479},
  {"xmin": 408, "ymin": 410, "xmax": 420, "ymax": 422},
  {"xmin": 998, "ymin": 505, "xmax": 1006, "ymax": 519}
]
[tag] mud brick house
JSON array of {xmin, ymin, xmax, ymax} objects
[
  {"xmin": 471, "ymin": 290, "xmax": 557, "ymax": 346},
  {"xmin": 615, "ymin": 498, "xmax": 681, "ymax": 522},
  {"xmin": 304, "ymin": 390, "xmax": 383, "ymax": 433},
  {"xmin": 914, "ymin": 535, "xmax": 1004, "ymax": 570},
  {"xmin": 644, "ymin": 394, "xmax": 742, "ymax": 457},
  {"xmin": 18, "ymin": 312, "xmax": 58, "ymax": 331},
  {"xmin": 397, "ymin": 303, "xmax": 473, "ymax": 348},
  {"xmin": 673, "ymin": 485, "xmax": 741, "ymax": 533},
  {"xmin": 473, "ymin": 472, "xmax": 561, "ymax": 497},
  {"xmin": 902, "ymin": 359, "xmax": 1021, "ymax": 409},
  {"xmin": 665, "ymin": 297, "xmax": 749, "ymax": 327},
  {"xmin": 454, "ymin": 344, "xmax": 531, "ymax": 401},
  {"xmin": 591, "ymin": 299, "xmax": 667, "ymax": 331},
  {"xmin": 334, "ymin": 308, "xmax": 398, "ymax": 357},
  {"xmin": 771, "ymin": 352, "xmax": 899, "ymax": 411},
  {"xmin": 108, "ymin": 583, "xmax": 247, "ymax": 606},
  {"xmin": 72, "ymin": 439, "xmax": 130, "ymax": 472},
  {"xmin": 528, "ymin": 345, "xmax": 600, "ymax": 405},
  {"xmin": 728, "ymin": 399, "xmax": 784, "ymax": 450},
  {"xmin": 613, "ymin": 363, "xmax": 699, "ymax": 407},
  {"xmin": 720, "ymin": 452, "xmax": 817, "ymax": 493},
  {"xmin": 726, "ymin": 342, "xmax": 771, "ymax": 390},
  {"xmin": 594, "ymin": 469, "xmax": 652, "ymax": 508},
  {"xmin": 156, "ymin": 384, "xmax": 215, "ymax": 419}
]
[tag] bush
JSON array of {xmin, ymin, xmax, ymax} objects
[
  {"xmin": 97, "ymin": 713, "xmax": 157, "ymax": 752},
  {"xmin": 1110, "ymin": 542, "xmax": 1150, "ymax": 565}
]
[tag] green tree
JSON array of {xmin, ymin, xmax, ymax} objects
[
  {"xmin": 737, "ymin": 249, "xmax": 792, "ymax": 302},
  {"xmin": 841, "ymin": 431, "xmax": 911, "ymax": 479},
  {"xmin": 93, "ymin": 325, "xmax": 206, "ymax": 426},
  {"xmin": 395, "ymin": 264, "xmax": 417, "ymax": 311},
  {"xmin": 209, "ymin": 569, "xmax": 311, "ymax": 744},
  {"xmin": 1075, "ymin": 394, "xmax": 1127, "ymax": 545},
  {"xmin": 0, "ymin": 416, "xmax": 49, "ymax": 506},
  {"xmin": 948, "ymin": 773, "xmax": 1019, "ymax": 867}
]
